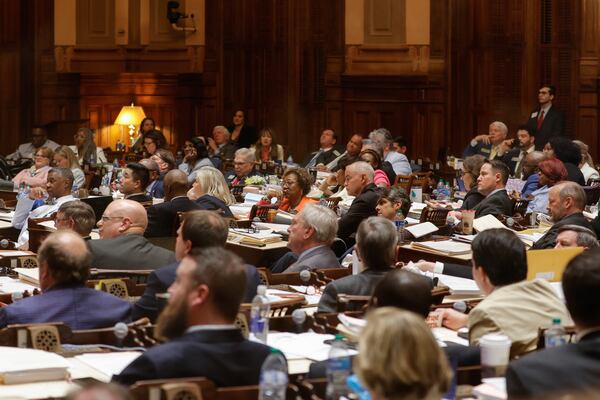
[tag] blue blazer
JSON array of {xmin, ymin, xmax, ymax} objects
[
  {"xmin": 521, "ymin": 173, "xmax": 540, "ymax": 198},
  {"xmin": 194, "ymin": 194, "xmax": 234, "ymax": 217},
  {"xmin": 113, "ymin": 328, "xmax": 271, "ymax": 386},
  {"xmin": 0, "ymin": 284, "xmax": 132, "ymax": 330},
  {"xmin": 132, "ymin": 262, "xmax": 261, "ymax": 322}
]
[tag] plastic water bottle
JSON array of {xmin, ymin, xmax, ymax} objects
[
  {"xmin": 544, "ymin": 317, "xmax": 567, "ymax": 348},
  {"xmin": 286, "ymin": 155, "xmax": 294, "ymax": 166},
  {"xmin": 258, "ymin": 349, "xmax": 288, "ymax": 400},
  {"xmin": 395, "ymin": 220, "xmax": 407, "ymax": 244},
  {"xmin": 326, "ymin": 334, "xmax": 352, "ymax": 400},
  {"xmin": 250, "ymin": 285, "xmax": 270, "ymax": 343}
]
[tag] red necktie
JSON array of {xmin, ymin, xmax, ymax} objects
[{"xmin": 537, "ymin": 110, "xmax": 545, "ymax": 130}]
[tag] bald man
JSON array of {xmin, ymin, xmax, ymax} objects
[
  {"xmin": 88, "ymin": 199, "xmax": 176, "ymax": 269},
  {"xmin": 145, "ymin": 170, "xmax": 202, "ymax": 237},
  {"xmin": 0, "ymin": 231, "xmax": 131, "ymax": 329}
]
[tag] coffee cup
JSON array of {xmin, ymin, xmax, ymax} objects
[{"xmin": 479, "ymin": 333, "xmax": 511, "ymax": 378}]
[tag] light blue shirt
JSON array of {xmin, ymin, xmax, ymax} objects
[
  {"xmin": 384, "ymin": 151, "xmax": 412, "ymax": 175},
  {"xmin": 527, "ymin": 185, "xmax": 550, "ymax": 214}
]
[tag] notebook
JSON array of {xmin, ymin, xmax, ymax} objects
[
  {"xmin": 412, "ymin": 240, "xmax": 472, "ymax": 256},
  {"xmin": 0, "ymin": 347, "xmax": 70, "ymax": 384},
  {"xmin": 526, "ymin": 247, "xmax": 584, "ymax": 282}
]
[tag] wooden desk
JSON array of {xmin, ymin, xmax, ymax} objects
[
  {"xmin": 397, "ymin": 243, "xmax": 472, "ymax": 266},
  {"xmin": 225, "ymin": 239, "xmax": 289, "ymax": 267}
]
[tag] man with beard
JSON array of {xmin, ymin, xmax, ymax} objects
[
  {"xmin": 497, "ymin": 125, "xmax": 537, "ymax": 177},
  {"xmin": 532, "ymin": 181, "xmax": 592, "ymax": 249},
  {"xmin": 113, "ymin": 247, "xmax": 271, "ymax": 386}
]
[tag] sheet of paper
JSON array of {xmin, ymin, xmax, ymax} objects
[
  {"xmin": 14, "ymin": 267, "xmax": 40, "ymax": 286},
  {"xmin": 405, "ymin": 222, "xmax": 438, "ymax": 238},
  {"xmin": 473, "ymin": 214, "xmax": 507, "ymax": 232},
  {"xmin": 409, "ymin": 202, "xmax": 427, "ymax": 212},
  {"xmin": 412, "ymin": 240, "xmax": 472, "ymax": 255},
  {"xmin": 74, "ymin": 351, "xmax": 142, "ymax": 379},
  {"xmin": 0, "ymin": 250, "xmax": 35, "ymax": 257},
  {"xmin": 0, "ymin": 346, "xmax": 70, "ymax": 374},
  {"xmin": 432, "ymin": 327, "xmax": 469, "ymax": 346},
  {"xmin": 0, "ymin": 210, "xmax": 15, "ymax": 221},
  {"xmin": 266, "ymin": 332, "xmax": 357, "ymax": 361},
  {"xmin": 0, "ymin": 277, "xmax": 38, "ymax": 294},
  {"xmin": 424, "ymin": 272, "xmax": 480, "ymax": 295}
]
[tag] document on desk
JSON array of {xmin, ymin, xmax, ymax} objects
[
  {"xmin": 424, "ymin": 272, "xmax": 480, "ymax": 295},
  {"xmin": 432, "ymin": 327, "xmax": 469, "ymax": 347},
  {"xmin": 0, "ymin": 347, "xmax": 70, "ymax": 384},
  {"xmin": 412, "ymin": 240, "xmax": 471, "ymax": 255},
  {"xmin": 14, "ymin": 267, "xmax": 40, "ymax": 286},
  {"xmin": 74, "ymin": 352, "xmax": 142, "ymax": 380},
  {"xmin": 0, "ymin": 210, "xmax": 15, "ymax": 222},
  {"xmin": 228, "ymin": 229, "xmax": 282, "ymax": 246},
  {"xmin": 0, "ymin": 277, "xmax": 38, "ymax": 294},
  {"xmin": 405, "ymin": 222, "xmax": 438, "ymax": 239},
  {"xmin": 0, "ymin": 250, "xmax": 35, "ymax": 258},
  {"xmin": 267, "ymin": 332, "xmax": 357, "ymax": 361},
  {"xmin": 473, "ymin": 214, "xmax": 508, "ymax": 232}
]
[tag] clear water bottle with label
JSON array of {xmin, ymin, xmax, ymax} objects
[
  {"xmin": 544, "ymin": 317, "xmax": 567, "ymax": 348},
  {"xmin": 258, "ymin": 349, "xmax": 288, "ymax": 400},
  {"xmin": 250, "ymin": 285, "xmax": 270, "ymax": 343},
  {"xmin": 326, "ymin": 334, "xmax": 352, "ymax": 400}
]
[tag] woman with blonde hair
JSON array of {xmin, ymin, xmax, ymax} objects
[
  {"xmin": 187, "ymin": 166, "xmax": 235, "ymax": 217},
  {"xmin": 53, "ymin": 146, "xmax": 85, "ymax": 190},
  {"xmin": 356, "ymin": 307, "xmax": 451, "ymax": 400},
  {"xmin": 573, "ymin": 140, "xmax": 599, "ymax": 183}
]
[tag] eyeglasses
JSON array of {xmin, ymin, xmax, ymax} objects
[{"xmin": 282, "ymin": 180, "xmax": 298, "ymax": 187}]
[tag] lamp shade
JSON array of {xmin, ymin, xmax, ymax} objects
[{"xmin": 114, "ymin": 103, "xmax": 146, "ymax": 126}]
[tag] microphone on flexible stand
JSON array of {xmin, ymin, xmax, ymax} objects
[
  {"xmin": 291, "ymin": 309, "xmax": 307, "ymax": 333},
  {"xmin": 299, "ymin": 270, "xmax": 316, "ymax": 295},
  {"xmin": 0, "ymin": 239, "xmax": 16, "ymax": 249},
  {"xmin": 453, "ymin": 301, "xmax": 468, "ymax": 313},
  {"xmin": 113, "ymin": 322, "xmax": 129, "ymax": 347}
]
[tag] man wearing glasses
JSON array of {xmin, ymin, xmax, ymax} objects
[
  {"xmin": 6, "ymin": 126, "xmax": 60, "ymax": 163},
  {"xmin": 225, "ymin": 148, "xmax": 261, "ymax": 186},
  {"xmin": 88, "ymin": 199, "xmax": 175, "ymax": 270}
]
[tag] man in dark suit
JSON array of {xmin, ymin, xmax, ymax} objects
[
  {"xmin": 533, "ymin": 181, "xmax": 592, "ymax": 249},
  {"xmin": 470, "ymin": 160, "xmax": 512, "ymax": 218},
  {"xmin": 120, "ymin": 162, "xmax": 152, "ymax": 203},
  {"xmin": 113, "ymin": 247, "xmax": 271, "ymax": 386},
  {"xmin": 0, "ymin": 231, "xmax": 131, "ymax": 329},
  {"xmin": 224, "ymin": 148, "xmax": 261, "ymax": 186},
  {"xmin": 337, "ymin": 161, "xmax": 381, "ymax": 247},
  {"xmin": 463, "ymin": 121, "xmax": 509, "ymax": 160},
  {"xmin": 274, "ymin": 204, "xmax": 340, "ymax": 273},
  {"xmin": 525, "ymin": 84, "xmax": 565, "ymax": 150},
  {"xmin": 88, "ymin": 199, "xmax": 176, "ymax": 269},
  {"xmin": 506, "ymin": 248, "xmax": 600, "ymax": 398},
  {"xmin": 318, "ymin": 217, "xmax": 396, "ymax": 313},
  {"xmin": 132, "ymin": 210, "xmax": 260, "ymax": 322},
  {"xmin": 304, "ymin": 129, "xmax": 345, "ymax": 168},
  {"xmin": 139, "ymin": 158, "xmax": 164, "ymax": 199},
  {"xmin": 144, "ymin": 170, "xmax": 201, "ymax": 238}
]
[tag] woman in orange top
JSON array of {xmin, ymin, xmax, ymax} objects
[{"xmin": 278, "ymin": 167, "xmax": 317, "ymax": 214}]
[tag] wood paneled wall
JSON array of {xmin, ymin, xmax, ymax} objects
[{"xmin": 1, "ymin": 0, "xmax": 600, "ymax": 161}]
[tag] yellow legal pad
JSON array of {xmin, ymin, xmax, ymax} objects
[{"xmin": 526, "ymin": 247, "xmax": 584, "ymax": 282}]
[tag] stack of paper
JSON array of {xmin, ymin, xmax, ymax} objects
[
  {"xmin": 424, "ymin": 272, "xmax": 481, "ymax": 295},
  {"xmin": 74, "ymin": 352, "xmax": 141, "ymax": 380},
  {"xmin": 14, "ymin": 267, "xmax": 40, "ymax": 287},
  {"xmin": 0, "ymin": 347, "xmax": 70, "ymax": 384},
  {"xmin": 405, "ymin": 222, "xmax": 438, "ymax": 239},
  {"xmin": 412, "ymin": 240, "xmax": 472, "ymax": 256},
  {"xmin": 0, "ymin": 277, "xmax": 38, "ymax": 294},
  {"xmin": 228, "ymin": 229, "xmax": 282, "ymax": 246}
]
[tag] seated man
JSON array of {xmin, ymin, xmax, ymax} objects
[
  {"xmin": 144, "ymin": 170, "xmax": 201, "ymax": 238},
  {"xmin": 318, "ymin": 217, "xmax": 396, "ymax": 313},
  {"xmin": 304, "ymin": 129, "xmax": 345, "ymax": 168},
  {"xmin": 119, "ymin": 163, "xmax": 152, "ymax": 203},
  {"xmin": 133, "ymin": 210, "xmax": 260, "ymax": 322},
  {"xmin": 139, "ymin": 158, "xmax": 163, "ymax": 199},
  {"xmin": 506, "ymin": 248, "xmax": 600, "ymax": 397},
  {"xmin": 225, "ymin": 148, "xmax": 260, "ymax": 186},
  {"xmin": 6, "ymin": 126, "xmax": 60, "ymax": 162},
  {"xmin": 498, "ymin": 125, "xmax": 536, "ymax": 178},
  {"xmin": 88, "ymin": 199, "xmax": 176, "ymax": 269},
  {"xmin": 320, "ymin": 133, "xmax": 363, "ymax": 172},
  {"xmin": 0, "ymin": 231, "xmax": 131, "ymax": 329},
  {"xmin": 469, "ymin": 159, "xmax": 512, "ymax": 218},
  {"xmin": 440, "ymin": 229, "xmax": 569, "ymax": 357},
  {"xmin": 369, "ymin": 128, "xmax": 411, "ymax": 176},
  {"xmin": 532, "ymin": 181, "xmax": 592, "ymax": 249},
  {"xmin": 113, "ymin": 247, "xmax": 271, "ymax": 386},
  {"xmin": 273, "ymin": 204, "xmax": 340, "ymax": 273},
  {"xmin": 337, "ymin": 161, "xmax": 380, "ymax": 247},
  {"xmin": 207, "ymin": 125, "xmax": 237, "ymax": 161},
  {"xmin": 54, "ymin": 200, "xmax": 96, "ymax": 239},
  {"xmin": 519, "ymin": 151, "xmax": 545, "ymax": 197},
  {"xmin": 13, "ymin": 168, "xmax": 76, "ymax": 247},
  {"xmin": 463, "ymin": 121, "xmax": 509, "ymax": 160},
  {"xmin": 555, "ymin": 224, "xmax": 599, "ymax": 249}
]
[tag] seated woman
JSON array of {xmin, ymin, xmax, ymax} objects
[
  {"xmin": 460, "ymin": 155, "xmax": 486, "ymax": 210},
  {"xmin": 53, "ymin": 146, "xmax": 85, "ymax": 190},
  {"xmin": 376, "ymin": 187, "xmax": 411, "ymax": 221},
  {"xmin": 527, "ymin": 157, "xmax": 568, "ymax": 214},
  {"xmin": 544, "ymin": 138, "xmax": 585, "ymax": 185},
  {"xmin": 187, "ymin": 166, "xmax": 235, "ymax": 217},
  {"xmin": 12, "ymin": 146, "xmax": 53, "ymax": 189},
  {"xmin": 251, "ymin": 128, "xmax": 284, "ymax": 163},
  {"xmin": 150, "ymin": 149, "xmax": 176, "ymax": 174},
  {"xmin": 69, "ymin": 128, "xmax": 107, "ymax": 165},
  {"xmin": 359, "ymin": 149, "xmax": 390, "ymax": 187},
  {"xmin": 143, "ymin": 130, "xmax": 169, "ymax": 157},
  {"xmin": 178, "ymin": 137, "xmax": 214, "ymax": 184},
  {"xmin": 573, "ymin": 140, "xmax": 599, "ymax": 183},
  {"xmin": 279, "ymin": 167, "xmax": 317, "ymax": 214},
  {"xmin": 356, "ymin": 308, "xmax": 451, "ymax": 400}
]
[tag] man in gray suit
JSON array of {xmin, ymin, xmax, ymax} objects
[
  {"xmin": 317, "ymin": 217, "xmax": 396, "ymax": 313},
  {"xmin": 88, "ymin": 199, "xmax": 176, "ymax": 270},
  {"xmin": 283, "ymin": 204, "xmax": 340, "ymax": 273}
]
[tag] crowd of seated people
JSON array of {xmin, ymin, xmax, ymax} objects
[{"xmin": 3, "ymin": 102, "xmax": 600, "ymax": 400}]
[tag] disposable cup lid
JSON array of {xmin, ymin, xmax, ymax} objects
[{"xmin": 480, "ymin": 334, "xmax": 511, "ymax": 346}]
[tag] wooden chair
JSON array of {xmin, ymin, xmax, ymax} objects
[
  {"xmin": 263, "ymin": 269, "xmax": 321, "ymax": 286},
  {"xmin": 410, "ymin": 171, "xmax": 433, "ymax": 192},
  {"xmin": 0, "ymin": 322, "xmax": 67, "ymax": 351},
  {"xmin": 89, "ymin": 268, "xmax": 153, "ymax": 284},
  {"xmin": 230, "ymin": 185, "xmax": 246, "ymax": 203},
  {"xmin": 27, "ymin": 215, "xmax": 55, "ymax": 253},
  {"xmin": 249, "ymin": 204, "xmax": 278, "ymax": 222},
  {"xmin": 393, "ymin": 174, "xmax": 413, "ymax": 194},
  {"xmin": 583, "ymin": 185, "xmax": 600, "ymax": 206},
  {"xmin": 0, "ymin": 288, "xmax": 40, "ymax": 305},
  {"xmin": 512, "ymin": 198, "xmax": 530, "ymax": 216},
  {"xmin": 322, "ymin": 196, "xmax": 342, "ymax": 212},
  {"xmin": 419, "ymin": 207, "xmax": 450, "ymax": 227},
  {"xmin": 86, "ymin": 277, "xmax": 147, "ymax": 298},
  {"xmin": 315, "ymin": 268, "xmax": 351, "ymax": 283},
  {"xmin": 587, "ymin": 178, "xmax": 600, "ymax": 187},
  {"xmin": 336, "ymin": 294, "xmax": 370, "ymax": 312}
]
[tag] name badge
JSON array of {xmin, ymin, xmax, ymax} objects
[
  {"xmin": 531, "ymin": 111, "xmax": 538, "ymax": 118},
  {"xmin": 511, "ymin": 157, "xmax": 520, "ymax": 162},
  {"xmin": 480, "ymin": 148, "xmax": 491, "ymax": 153}
]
